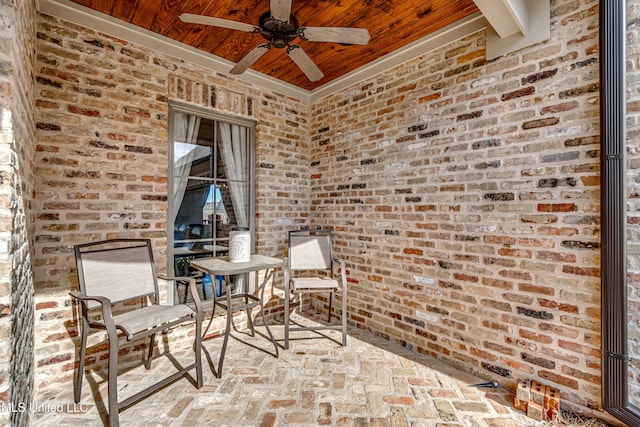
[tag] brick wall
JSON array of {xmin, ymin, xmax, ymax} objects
[
  {"xmin": 309, "ymin": 0, "xmax": 603, "ymax": 417},
  {"xmin": 627, "ymin": 0, "xmax": 640, "ymax": 409},
  {"xmin": 0, "ymin": 0, "xmax": 37, "ymax": 425},
  {"xmin": 33, "ymin": 12, "xmax": 308, "ymax": 396}
]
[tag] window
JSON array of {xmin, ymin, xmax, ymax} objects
[{"xmin": 168, "ymin": 103, "xmax": 256, "ymax": 305}]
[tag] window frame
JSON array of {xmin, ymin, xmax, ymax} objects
[{"xmin": 167, "ymin": 101, "xmax": 257, "ymax": 305}]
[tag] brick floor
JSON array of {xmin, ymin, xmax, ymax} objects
[{"xmin": 31, "ymin": 313, "xmax": 605, "ymax": 426}]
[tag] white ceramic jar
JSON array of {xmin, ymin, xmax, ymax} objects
[{"xmin": 228, "ymin": 227, "xmax": 251, "ymax": 263}]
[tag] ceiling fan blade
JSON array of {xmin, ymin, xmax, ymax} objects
[
  {"xmin": 230, "ymin": 44, "xmax": 271, "ymax": 75},
  {"xmin": 286, "ymin": 45, "xmax": 323, "ymax": 82},
  {"xmin": 179, "ymin": 13, "xmax": 258, "ymax": 33},
  {"xmin": 270, "ymin": 0, "xmax": 292, "ymax": 23},
  {"xmin": 298, "ymin": 27, "xmax": 370, "ymax": 45}
]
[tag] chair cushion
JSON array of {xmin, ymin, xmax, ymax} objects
[
  {"xmin": 291, "ymin": 277, "xmax": 340, "ymax": 291},
  {"xmin": 100, "ymin": 304, "xmax": 195, "ymax": 338}
]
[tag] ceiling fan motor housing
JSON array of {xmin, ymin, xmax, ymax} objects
[{"xmin": 259, "ymin": 11, "xmax": 299, "ymax": 48}]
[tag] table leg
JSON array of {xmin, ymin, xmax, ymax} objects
[
  {"xmin": 201, "ymin": 266, "xmax": 281, "ymax": 378},
  {"xmin": 216, "ymin": 278, "xmax": 233, "ymax": 378},
  {"xmin": 259, "ymin": 268, "xmax": 279, "ymax": 358},
  {"xmin": 201, "ymin": 291, "xmax": 218, "ymax": 339},
  {"xmin": 246, "ymin": 294, "xmax": 255, "ymax": 337}
]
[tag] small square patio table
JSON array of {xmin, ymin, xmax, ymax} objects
[{"xmin": 190, "ymin": 254, "xmax": 283, "ymax": 377}]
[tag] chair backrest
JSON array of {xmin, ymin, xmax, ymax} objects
[
  {"xmin": 75, "ymin": 239, "xmax": 159, "ymax": 309},
  {"xmin": 288, "ymin": 230, "xmax": 333, "ymax": 272}
]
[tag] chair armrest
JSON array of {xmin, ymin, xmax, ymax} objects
[
  {"xmin": 331, "ymin": 258, "xmax": 348, "ymax": 291},
  {"xmin": 332, "ymin": 257, "xmax": 347, "ymax": 273},
  {"xmin": 69, "ymin": 291, "xmax": 111, "ymax": 306},
  {"xmin": 157, "ymin": 275, "xmax": 202, "ymax": 316},
  {"xmin": 158, "ymin": 274, "xmax": 195, "ymax": 284},
  {"xmin": 69, "ymin": 291, "xmax": 117, "ymax": 333},
  {"xmin": 283, "ymin": 257, "xmax": 290, "ymax": 290}
]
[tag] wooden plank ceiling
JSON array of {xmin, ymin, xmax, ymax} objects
[{"xmin": 68, "ymin": 0, "xmax": 479, "ymax": 91}]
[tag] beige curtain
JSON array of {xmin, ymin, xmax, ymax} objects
[
  {"xmin": 218, "ymin": 122, "xmax": 249, "ymax": 227},
  {"xmin": 173, "ymin": 112, "xmax": 201, "ymax": 222}
]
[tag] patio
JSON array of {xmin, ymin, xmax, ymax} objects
[
  {"xmin": 5, "ymin": 0, "xmax": 640, "ymax": 426},
  {"xmin": 31, "ymin": 313, "xmax": 606, "ymax": 427}
]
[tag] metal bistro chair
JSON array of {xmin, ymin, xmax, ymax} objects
[
  {"xmin": 284, "ymin": 229, "xmax": 348, "ymax": 349},
  {"xmin": 71, "ymin": 239, "xmax": 203, "ymax": 427}
]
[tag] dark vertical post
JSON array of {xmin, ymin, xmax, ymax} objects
[{"xmin": 600, "ymin": 0, "xmax": 635, "ymax": 422}]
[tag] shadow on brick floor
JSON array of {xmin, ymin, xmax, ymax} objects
[{"xmin": 31, "ymin": 310, "xmax": 617, "ymax": 427}]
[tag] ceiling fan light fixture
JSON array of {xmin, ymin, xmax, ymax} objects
[{"xmin": 272, "ymin": 37, "xmax": 288, "ymax": 49}]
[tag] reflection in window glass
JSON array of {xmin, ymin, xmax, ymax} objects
[{"xmin": 169, "ymin": 107, "xmax": 255, "ymax": 305}]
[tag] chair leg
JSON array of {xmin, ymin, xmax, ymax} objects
[
  {"xmin": 246, "ymin": 296, "xmax": 255, "ymax": 337},
  {"xmin": 145, "ymin": 333, "xmax": 155, "ymax": 370},
  {"xmin": 74, "ymin": 319, "xmax": 89, "ymax": 403},
  {"xmin": 260, "ymin": 300, "xmax": 279, "ymax": 358},
  {"xmin": 284, "ymin": 285, "xmax": 291, "ymax": 350},
  {"xmin": 107, "ymin": 333, "xmax": 120, "ymax": 427},
  {"xmin": 183, "ymin": 284, "xmax": 188, "ymax": 304},
  {"xmin": 341, "ymin": 290, "xmax": 347, "ymax": 347},
  {"xmin": 194, "ymin": 312, "xmax": 203, "ymax": 388}
]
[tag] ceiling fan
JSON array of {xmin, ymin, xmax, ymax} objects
[{"xmin": 180, "ymin": 0, "xmax": 370, "ymax": 82}]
